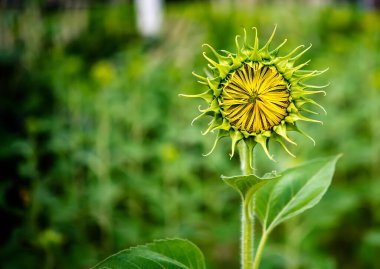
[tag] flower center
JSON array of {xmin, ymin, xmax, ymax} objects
[
  {"xmin": 248, "ymin": 94, "xmax": 258, "ymax": 104},
  {"xmin": 220, "ymin": 62, "xmax": 290, "ymax": 133}
]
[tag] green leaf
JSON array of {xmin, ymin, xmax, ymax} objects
[
  {"xmin": 255, "ymin": 155, "xmax": 341, "ymax": 233},
  {"xmin": 91, "ymin": 238, "xmax": 206, "ymax": 269},
  {"xmin": 221, "ymin": 172, "xmax": 279, "ymax": 200}
]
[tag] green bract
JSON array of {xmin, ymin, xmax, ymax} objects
[{"xmin": 182, "ymin": 27, "xmax": 328, "ymax": 160}]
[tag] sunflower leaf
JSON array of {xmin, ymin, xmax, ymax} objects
[
  {"xmin": 221, "ymin": 173, "xmax": 279, "ymax": 200},
  {"xmin": 91, "ymin": 238, "xmax": 206, "ymax": 269},
  {"xmin": 255, "ymin": 155, "xmax": 341, "ymax": 233}
]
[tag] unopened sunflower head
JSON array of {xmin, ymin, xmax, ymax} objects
[{"xmin": 182, "ymin": 26, "xmax": 328, "ymax": 161}]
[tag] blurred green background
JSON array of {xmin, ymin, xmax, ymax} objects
[{"xmin": 1, "ymin": 0, "xmax": 380, "ymax": 268}]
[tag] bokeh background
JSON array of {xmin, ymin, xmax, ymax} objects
[{"xmin": 1, "ymin": 0, "xmax": 380, "ymax": 268}]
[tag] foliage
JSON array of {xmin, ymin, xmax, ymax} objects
[
  {"xmin": 255, "ymin": 155, "xmax": 341, "ymax": 233},
  {"xmin": 1, "ymin": 2, "xmax": 380, "ymax": 269},
  {"xmin": 93, "ymin": 155, "xmax": 339, "ymax": 268},
  {"xmin": 92, "ymin": 239, "xmax": 206, "ymax": 269}
]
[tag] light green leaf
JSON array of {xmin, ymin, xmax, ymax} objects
[
  {"xmin": 91, "ymin": 238, "xmax": 206, "ymax": 269},
  {"xmin": 255, "ymin": 155, "xmax": 341, "ymax": 233},
  {"xmin": 221, "ymin": 172, "xmax": 279, "ymax": 200}
]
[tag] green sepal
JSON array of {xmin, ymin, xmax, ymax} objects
[
  {"xmin": 201, "ymin": 118, "xmax": 218, "ymax": 136},
  {"xmin": 295, "ymin": 97, "xmax": 327, "ymax": 114},
  {"xmin": 271, "ymin": 44, "xmax": 304, "ymax": 73},
  {"xmin": 192, "ymin": 71, "xmax": 208, "ymax": 84},
  {"xmin": 287, "ymin": 123, "xmax": 316, "ymax": 146},
  {"xmin": 203, "ymin": 52, "xmax": 231, "ymax": 79},
  {"xmin": 229, "ymin": 129, "xmax": 244, "ymax": 158},
  {"xmin": 273, "ymin": 123, "xmax": 297, "ymax": 145},
  {"xmin": 202, "ymin": 43, "xmax": 231, "ymax": 65},
  {"xmin": 207, "ymin": 78, "xmax": 221, "ymax": 96},
  {"xmin": 290, "ymin": 85, "xmax": 327, "ymax": 99},
  {"xmin": 299, "ymin": 107, "xmax": 319, "ymax": 115},
  {"xmin": 272, "ymin": 59, "xmax": 287, "ymax": 74},
  {"xmin": 217, "ymin": 117, "xmax": 231, "ymax": 131},
  {"xmin": 179, "ymin": 90, "xmax": 214, "ymax": 103},
  {"xmin": 300, "ymin": 82, "xmax": 330, "ymax": 90},
  {"xmin": 286, "ymin": 102, "xmax": 299, "ymax": 113},
  {"xmin": 289, "ymin": 44, "xmax": 312, "ymax": 63},
  {"xmin": 283, "ymin": 60, "xmax": 310, "ymax": 79},
  {"xmin": 272, "ymin": 134, "xmax": 296, "ymax": 158},
  {"xmin": 229, "ymin": 53, "xmax": 245, "ymax": 69},
  {"xmin": 241, "ymin": 28, "xmax": 253, "ymax": 57},
  {"xmin": 202, "ymin": 116, "xmax": 231, "ymax": 135},
  {"xmin": 269, "ymin": 38, "xmax": 287, "ymax": 56},
  {"xmin": 199, "ymin": 99, "xmax": 220, "ymax": 114},
  {"xmin": 235, "ymin": 34, "xmax": 247, "ymax": 61},
  {"xmin": 259, "ymin": 25, "xmax": 277, "ymax": 59},
  {"xmin": 191, "ymin": 110, "xmax": 207, "ymax": 126},
  {"xmin": 291, "ymin": 68, "xmax": 329, "ymax": 83},
  {"xmin": 280, "ymin": 45, "xmax": 306, "ymax": 62},
  {"xmin": 248, "ymin": 27, "xmax": 262, "ymax": 62},
  {"xmin": 235, "ymin": 34, "xmax": 242, "ymax": 56},
  {"xmin": 285, "ymin": 113, "xmax": 323, "ymax": 125},
  {"xmin": 241, "ymin": 129, "xmax": 253, "ymax": 138},
  {"xmin": 203, "ymin": 130, "xmax": 229, "ymax": 156},
  {"xmin": 254, "ymin": 133, "xmax": 274, "ymax": 161}
]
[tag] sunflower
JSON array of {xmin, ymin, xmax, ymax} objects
[{"xmin": 182, "ymin": 27, "xmax": 327, "ymax": 160}]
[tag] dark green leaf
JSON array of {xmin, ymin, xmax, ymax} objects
[{"xmin": 91, "ymin": 238, "xmax": 206, "ymax": 269}]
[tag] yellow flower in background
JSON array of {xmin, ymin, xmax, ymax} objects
[
  {"xmin": 182, "ymin": 27, "xmax": 327, "ymax": 160},
  {"xmin": 91, "ymin": 61, "xmax": 114, "ymax": 86}
]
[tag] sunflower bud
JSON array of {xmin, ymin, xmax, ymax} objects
[{"xmin": 182, "ymin": 26, "xmax": 327, "ymax": 160}]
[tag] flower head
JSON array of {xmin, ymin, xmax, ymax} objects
[{"xmin": 183, "ymin": 27, "xmax": 327, "ymax": 160}]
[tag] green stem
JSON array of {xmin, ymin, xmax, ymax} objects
[
  {"xmin": 239, "ymin": 140, "xmax": 254, "ymax": 175},
  {"xmin": 241, "ymin": 200, "xmax": 254, "ymax": 269},
  {"xmin": 253, "ymin": 231, "xmax": 268, "ymax": 269},
  {"xmin": 239, "ymin": 141, "xmax": 255, "ymax": 269}
]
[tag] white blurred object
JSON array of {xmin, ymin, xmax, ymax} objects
[{"xmin": 135, "ymin": 0, "xmax": 163, "ymax": 38}]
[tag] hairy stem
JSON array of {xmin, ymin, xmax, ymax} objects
[
  {"xmin": 239, "ymin": 140, "xmax": 254, "ymax": 175},
  {"xmin": 239, "ymin": 141, "xmax": 255, "ymax": 269}
]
